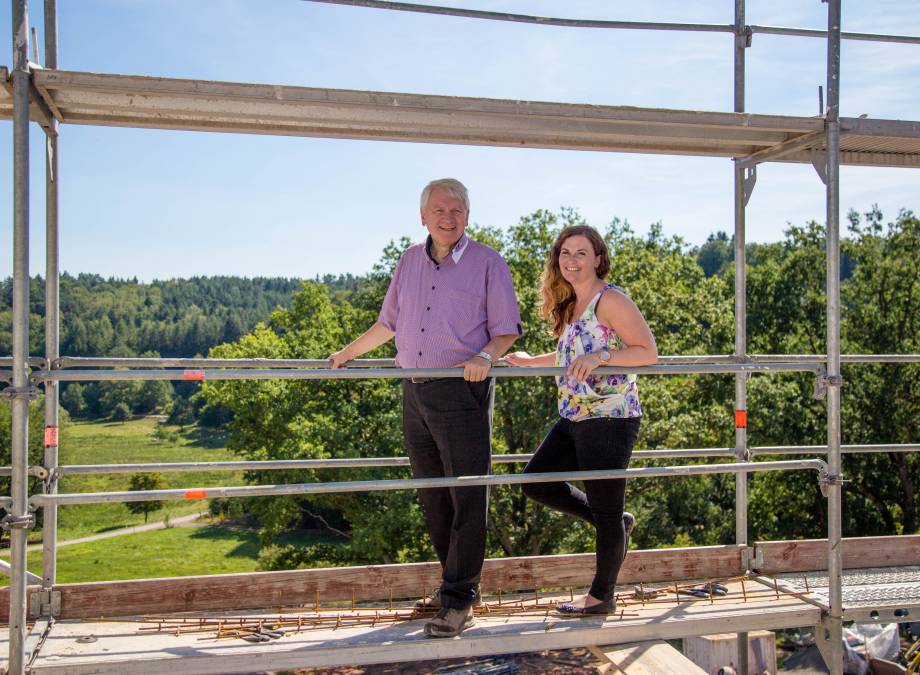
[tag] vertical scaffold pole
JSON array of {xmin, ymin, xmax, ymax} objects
[
  {"xmin": 9, "ymin": 1, "xmax": 32, "ymax": 673},
  {"xmin": 733, "ymin": 2, "xmax": 749, "ymax": 672},
  {"xmin": 824, "ymin": 1, "xmax": 844, "ymax": 674},
  {"xmin": 42, "ymin": 0, "xmax": 60, "ymax": 590}
]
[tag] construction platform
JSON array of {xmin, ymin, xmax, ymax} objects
[
  {"xmin": 5, "ymin": 580, "xmax": 821, "ymax": 675},
  {"xmin": 2, "ymin": 535, "xmax": 918, "ymax": 674}
]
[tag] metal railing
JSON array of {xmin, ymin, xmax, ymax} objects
[{"xmin": 5, "ymin": 1, "xmax": 918, "ymax": 674}]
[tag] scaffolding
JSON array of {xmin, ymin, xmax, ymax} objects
[{"xmin": 2, "ymin": 1, "xmax": 919, "ymax": 673}]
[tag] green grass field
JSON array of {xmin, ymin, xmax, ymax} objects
[
  {"xmin": 1, "ymin": 417, "xmax": 344, "ymax": 583},
  {"xmin": 21, "ymin": 522, "xmax": 336, "ymax": 583},
  {"xmin": 52, "ymin": 417, "xmax": 243, "ymax": 541}
]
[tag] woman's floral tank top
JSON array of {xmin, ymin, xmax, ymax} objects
[{"xmin": 556, "ymin": 283, "xmax": 642, "ymax": 421}]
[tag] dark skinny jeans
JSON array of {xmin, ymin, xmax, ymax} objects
[{"xmin": 522, "ymin": 416, "xmax": 640, "ymax": 602}]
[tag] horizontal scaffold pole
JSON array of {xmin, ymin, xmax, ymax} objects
[
  {"xmin": 27, "ymin": 459, "xmax": 828, "ymax": 508},
  {"xmin": 43, "ymin": 448, "xmax": 738, "ymax": 476},
  {"xmin": 0, "ymin": 444, "xmax": 910, "ymax": 479},
  {"xmin": 31, "ymin": 362, "xmax": 823, "ymax": 382},
  {"xmin": 303, "ymin": 1, "xmax": 920, "ymax": 45},
  {"xmin": 5, "ymin": 354, "xmax": 914, "ymax": 371}
]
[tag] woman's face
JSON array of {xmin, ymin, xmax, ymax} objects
[{"xmin": 558, "ymin": 234, "xmax": 600, "ymax": 285}]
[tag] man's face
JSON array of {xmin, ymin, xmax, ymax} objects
[{"xmin": 421, "ymin": 188, "xmax": 468, "ymax": 249}]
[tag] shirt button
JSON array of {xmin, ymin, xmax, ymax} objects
[
  {"xmin": 436, "ymin": 266, "xmax": 440, "ymax": 271},
  {"xmin": 420, "ymin": 328, "xmax": 425, "ymax": 332},
  {"xmin": 418, "ymin": 351, "xmax": 422, "ymax": 356},
  {"xmin": 426, "ymin": 307, "xmax": 431, "ymax": 311},
  {"xmin": 431, "ymin": 285, "xmax": 435, "ymax": 290}
]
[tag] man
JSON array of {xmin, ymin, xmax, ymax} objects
[{"xmin": 330, "ymin": 178, "xmax": 521, "ymax": 638}]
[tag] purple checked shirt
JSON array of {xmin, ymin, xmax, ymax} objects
[{"xmin": 378, "ymin": 234, "xmax": 522, "ymax": 368}]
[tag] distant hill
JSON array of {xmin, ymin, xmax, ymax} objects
[{"xmin": 0, "ymin": 273, "xmax": 361, "ymax": 358}]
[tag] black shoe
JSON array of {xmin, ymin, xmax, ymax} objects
[
  {"xmin": 424, "ymin": 606, "xmax": 475, "ymax": 638},
  {"xmin": 416, "ymin": 584, "xmax": 483, "ymax": 609},
  {"xmin": 556, "ymin": 598, "xmax": 616, "ymax": 615}
]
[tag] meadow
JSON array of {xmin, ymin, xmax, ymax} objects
[{"xmin": 2, "ymin": 417, "xmax": 339, "ymax": 582}]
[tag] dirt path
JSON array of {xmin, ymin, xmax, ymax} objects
[{"xmin": 1, "ymin": 511, "xmax": 207, "ymax": 556}]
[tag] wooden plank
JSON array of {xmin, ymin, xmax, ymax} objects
[
  {"xmin": 3, "ymin": 68, "xmax": 917, "ymax": 165},
  {"xmin": 0, "ymin": 546, "xmax": 742, "ymax": 619},
  {"xmin": 683, "ymin": 631, "xmax": 777, "ymax": 674},
  {"xmin": 756, "ymin": 535, "xmax": 920, "ymax": 574},
  {"xmin": 590, "ymin": 640, "xmax": 707, "ymax": 674},
  {"xmin": 11, "ymin": 582, "xmax": 821, "ymax": 675}
]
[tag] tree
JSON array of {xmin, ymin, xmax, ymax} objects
[
  {"xmin": 110, "ymin": 401, "xmax": 132, "ymax": 422},
  {"xmin": 166, "ymin": 395, "xmax": 196, "ymax": 426},
  {"xmin": 696, "ymin": 231, "xmax": 733, "ymax": 277},
  {"xmin": 132, "ymin": 380, "xmax": 174, "ymax": 414},
  {"xmin": 126, "ymin": 473, "xmax": 165, "ymax": 523},
  {"xmin": 61, "ymin": 383, "xmax": 87, "ymax": 417}
]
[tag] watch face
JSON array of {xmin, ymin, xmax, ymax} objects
[{"xmin": 600, "ymin": 350, "xmax": 611, "ymax": 362}]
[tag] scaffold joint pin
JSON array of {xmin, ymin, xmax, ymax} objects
[
  {"xmin": 2, "ymin": 385, "xmax": 38, "ymax": 401},
  {"xmin": 813, "ymin": 373, "xmax": 844, "ymax": 400},
  {"xmin": 1, "ymin": 512, "xmax": 35, "ymax": 530},
  {"xmin": 818, "ymin": 471, "xmax": 848, "ymax": 497}
]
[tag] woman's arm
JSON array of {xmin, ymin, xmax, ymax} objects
[
  {"xmin": 566, "ymin": 289, "xmax": 657, "ymax": 381},
  {"xmin": 595, "ymin": 289, "xmax": 658, "ymax": 366},
  {"xmin": 504, "ymin": 351, "xmax": 556, "ymax": 367}
]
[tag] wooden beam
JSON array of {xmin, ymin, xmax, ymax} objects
[
  {"xmin": 0, "ymin": 546, "xmax": 743, "ymax": 619},
  {"xmin": 756, "ymin": 535, "xmax": 920, "ymax": 574},
  {"xmin": 590, "ymin": 640, "xmax": 707, "ymax": 673}
]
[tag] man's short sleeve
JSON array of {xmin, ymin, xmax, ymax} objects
[
  {"xmin": 486, "ymin": 255, "xmax": 523, "ymax": 338},
  {"xmin": 377, "ymin": 256, "xmax": 403, "ymax": 331}
]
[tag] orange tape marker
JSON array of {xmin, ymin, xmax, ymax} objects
[
  {"xmin": 735, "ymin": 410, "xmax": 748, "ymax": 429},
  {"xmin": 183, "ymin": 369, "xmax": 206, "ymax": 381},
  {"xmin": 183, "ymin": 489, "xmax": 208, "ymax": 500},
  {"xmin": 44, "ymin": 426, "xmax": 59, "ymax": 447}
]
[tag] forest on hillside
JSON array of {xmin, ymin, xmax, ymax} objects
[{"xmin": 2, "ymin": 207, "xmax": 917, "ymax": 566}]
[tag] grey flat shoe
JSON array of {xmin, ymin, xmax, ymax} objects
[
  {"xmin": 424, "ymin": 606, "xmax": 475, "ymax": 638},
  {"xmin": 556, "ymin": 598, "xmax": 615, "ymax": 615}
]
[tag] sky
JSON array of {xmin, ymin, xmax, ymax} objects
[{"xmin": 0, "ymin": 0, "xmax": 918, "ymax": 281}]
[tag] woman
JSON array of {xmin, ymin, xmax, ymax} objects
[{"xmin": 505, "ymin": 225, "xmax": 657, "ymax": 614}]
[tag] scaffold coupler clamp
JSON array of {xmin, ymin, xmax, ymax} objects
[
  {"xmin": 818, "ymin": 469, "xmax": 848, "ymax": 497},
  {"xmin": 1, "ymin": 512, "xmax": 35, "ymax": 531},
  {"xmin": 2, "ymin": 384, "xmax": 38, "ymax": 401},
  {"xmin": 813, "ymin": 371, "xmax": 844, "ymax": 400},
  {"xmin": 734, "ymin": 446, "xmax": 752, "ymax": 461},
  {"xmin": 28, "ymin": 465, "xmax": 50, "ymax": 480}
]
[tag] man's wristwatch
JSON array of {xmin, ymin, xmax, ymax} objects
[
  {"xmin": 476, "ymin": 350, "xmax": 493, "ymax": 364},
  {"xmin": 597, "ymin": 349, "xmax": 612, "ymax": 364}
]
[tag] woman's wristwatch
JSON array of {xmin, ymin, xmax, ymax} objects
[{"xmin": 597, "ymin": 349, "xmax": 612, "ymax": 364}]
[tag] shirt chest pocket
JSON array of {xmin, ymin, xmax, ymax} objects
[{"xmin": 440, "ymin": 288, "xmax": 486, "ymax": 326}]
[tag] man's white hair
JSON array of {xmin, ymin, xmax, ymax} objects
[{"xmin": 420, "ymin": 178, "xmax": 470, "ymax": 211}]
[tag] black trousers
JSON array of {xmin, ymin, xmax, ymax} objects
[
  {"xmin": 522, "ymin": 416, "xmax": 640, "ymax": 602},
  {"xmin": 403, "ymin": 378, "xmax": 494, "ymax": 610}
]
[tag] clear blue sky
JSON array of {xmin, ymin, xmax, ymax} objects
[{"xmin": 1, "ymin": 1, "xmax": 918, "ymax": 281}]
